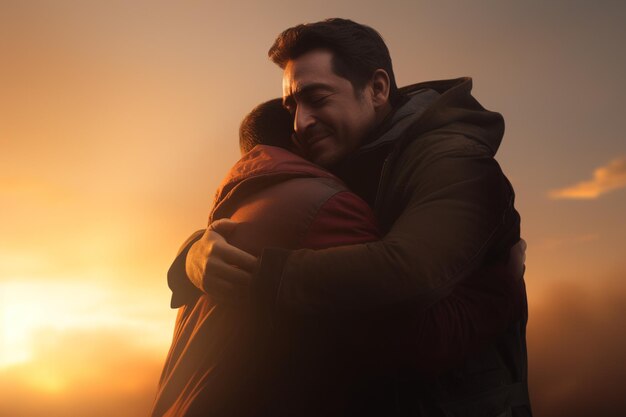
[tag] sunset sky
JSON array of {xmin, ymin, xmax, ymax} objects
[{"xmin": 1, "ymin": 1, "xmax": 625, "ymax": 416}]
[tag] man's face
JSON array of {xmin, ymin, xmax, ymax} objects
[{"xmin": 282, "ymin": 49, "xmax": 378, "ymax": 168}]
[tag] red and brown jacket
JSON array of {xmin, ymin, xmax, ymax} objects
[{"xmin": 151, "ymin": 145, "xmax": 379, "ymax": 417}]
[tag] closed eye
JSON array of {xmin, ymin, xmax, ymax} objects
[{"xmin": 310, "ymin": 94, "xmax": 333, "ymax": 107}]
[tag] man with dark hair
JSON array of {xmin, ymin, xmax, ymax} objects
[
  {"xmin": 268, "ymin": 19, "xmax": 403, "ymax": 107},
  {"xmin": 176, "ymin": 18, "xmax": 531, "ymax": 417}
]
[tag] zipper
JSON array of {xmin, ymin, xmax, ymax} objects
[
  {"xmin": 374, "ymin": 155, "xmax": 392, "ymax": 218},
  {"xmin": 371, "ymin": 90, "xmax": 438, "ymax": 219},
  {"xmin": 374, "ymin": 140, "xmax": 404, "ymax": 221}
]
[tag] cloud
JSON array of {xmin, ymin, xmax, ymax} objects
[
  {"xmin": 549, "ymin": 157, "xmax": 626, "ymax": 199},
  {"xmin": 527, "ymin": 273, "xmax": 626, "ymax": 417}
]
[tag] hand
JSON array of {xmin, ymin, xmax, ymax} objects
[
  {"xmin": 185, "ymin": 219, "xmax": 258, "ymax": 303},
  {"xmin": 510, "ymin": 238, "xmax": 527, "ymax": 280}
]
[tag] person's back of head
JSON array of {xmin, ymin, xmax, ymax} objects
[
  {"xmin": 239, "ymin": 98, "xmax": 294, "ymax": 154},
  {"xmin": 268, "ymin": 18, "xmax": 401, "ymax": 106}
]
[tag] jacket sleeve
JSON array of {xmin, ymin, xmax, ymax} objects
[
  {"xmin": 395, "ymin": 257, "xmax": 527, "ymax": 375},
  {"xmin": 256, "ymin": 136, "xmax": 520, "ymax": 318}
]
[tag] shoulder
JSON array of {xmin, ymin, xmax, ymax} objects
[
  {"xmin": 227, "ymin": 176, "xmax": 350, "ymax": 254},
  {"xmin": 387, "ymin": 131, "xmax": 501, "ymax": 203},
  {"xmin": 380, "ymin": 127, "xmax": 515, "ymax": 223},
  {"xmin": 301, "ymin": 189, "xmax": 380, "ymax": 249},
  {"xmin": 400, "ymin": 129, "xmax": 496, "ymax": 171},
  {"xmin": 259, "ymin": 176, "xmax": 346, "ymax": 206}
]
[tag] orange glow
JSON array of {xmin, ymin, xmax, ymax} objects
[
  {"xmin": 1, "ymin": 2, "xmax": 625, "ymax": 417},
  {"xmin": 24, "ymin": 368, "xmax": 68, "ymax": 395}
]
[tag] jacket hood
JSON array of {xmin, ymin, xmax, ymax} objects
[
  {"xmin": 209, "ymin": 145, "xmax": 339, "ymax": 221},
  {"xmin": 401, "ymin": 77, "xmax": 505, "ymax": 156},
  {"xmin": 361, "ymin": 77, "xmax": 504, "ymax": 157}
]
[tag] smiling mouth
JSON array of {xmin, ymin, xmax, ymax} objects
[{"xmin": 307, "ymin": 134, "xmax": 330, "ymax": 146}]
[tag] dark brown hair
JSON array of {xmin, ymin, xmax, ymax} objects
[
  {"xmin": 268, "ymin": 18, "xmax": 401, "ymax": 105},
  {"xmin": 239, "ymin": 98, "xmax": 294, "ymax": 154}
]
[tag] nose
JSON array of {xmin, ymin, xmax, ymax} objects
[{"xmin": 294, "ymin": 105, "xmax": 316, "ymax": 138}]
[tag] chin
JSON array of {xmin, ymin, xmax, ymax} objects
[
  {"xmin": 307, "ymin": 141, "xmax": 346, "ymax": 168},
  {"xmin": 308, "ymin": 152, "xmax": 332, "ymax": 168},
  {"xmin": 313, "ymin": 153, "xmax": 342, "ymax": 169}
]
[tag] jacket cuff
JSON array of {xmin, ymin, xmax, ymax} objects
[
  {"xmin": 168, "ymin": 230, "xmax": 205, "ymax": 309},
  {"xmin": 252, "ymin": 247, "xmax": 291, "ymax": 324}
]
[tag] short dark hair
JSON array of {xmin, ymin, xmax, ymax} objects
[
  {"xmin": 268, "ymin": 18, "xmax": 401, "ymax": 106},
  {"xmin": 239, "ymin": 98, "xmax": 294, "ymax": 154}
]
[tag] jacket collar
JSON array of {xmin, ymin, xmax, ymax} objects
[{"xmin": 356, "ymin": 87, "xmax": 441, "ymax": 154}]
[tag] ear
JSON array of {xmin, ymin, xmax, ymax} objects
[{"xmin": 370, "ymin": 69, "xmax": 391, "ymax": 109}]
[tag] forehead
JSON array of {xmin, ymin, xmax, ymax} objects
[{"xmin": 282, "ymin": 49, "xmax": 343, "ymax": 98}]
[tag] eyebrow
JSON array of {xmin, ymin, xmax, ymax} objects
[{"xmin": 283, "ymin": 82, "xmax": 335, "ymax": 109}]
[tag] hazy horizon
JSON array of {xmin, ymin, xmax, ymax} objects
[{"xmin": 2, "ymin": 1, "xmax": 625, "ymax": 416}]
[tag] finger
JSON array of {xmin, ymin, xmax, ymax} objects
[
  {"xmin": 209, "ymin": 218, "xmax": 239, "ymax": 238},
  {"xmin": 207, "ymin": 233, "xmax": 258, "ymax": 272},
  {"xmin": 206, "ymin": 258, "xmax": 254, "ymax": 288},
  {"xmin": 511, "ymin": 239, "xmax": 526, "ymax": 263},
  {"xmin": 516, "ymin": 238, "xmax": 527, "ymax": 265},
  {"xmin": 519, "ymin": 238, "xmax": 527, "ymax": 252},
  {"xmin": 219, "ymin": 245, "xmax": 258, "ymax": 273},
  {"xmin": 186, "ymin": 238, "xmax": 210, "ymax": 290},
  {"xmin": 502, "ymin": 240, "xmax": 525, "ymax": 282},
  {"xmin": 203, "ymin": 276, "xmax": 249, "ymax": 304}
]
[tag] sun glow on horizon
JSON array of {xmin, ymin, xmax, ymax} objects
[
  {"xmin": 1, "ymin": 281, "xmax": 100, "ymax": 368},
  {"xmin": 1, "ymin": 1, "xmax": 625, "ymax": 416},
  {"xmin": 0, "ymin": 280, "xmax": 172, "ymax": 372}
]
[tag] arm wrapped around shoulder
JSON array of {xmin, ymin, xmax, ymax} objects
[{"xmin": 255, "ymin": 141, "xmax": 521, "ymax": 318}]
